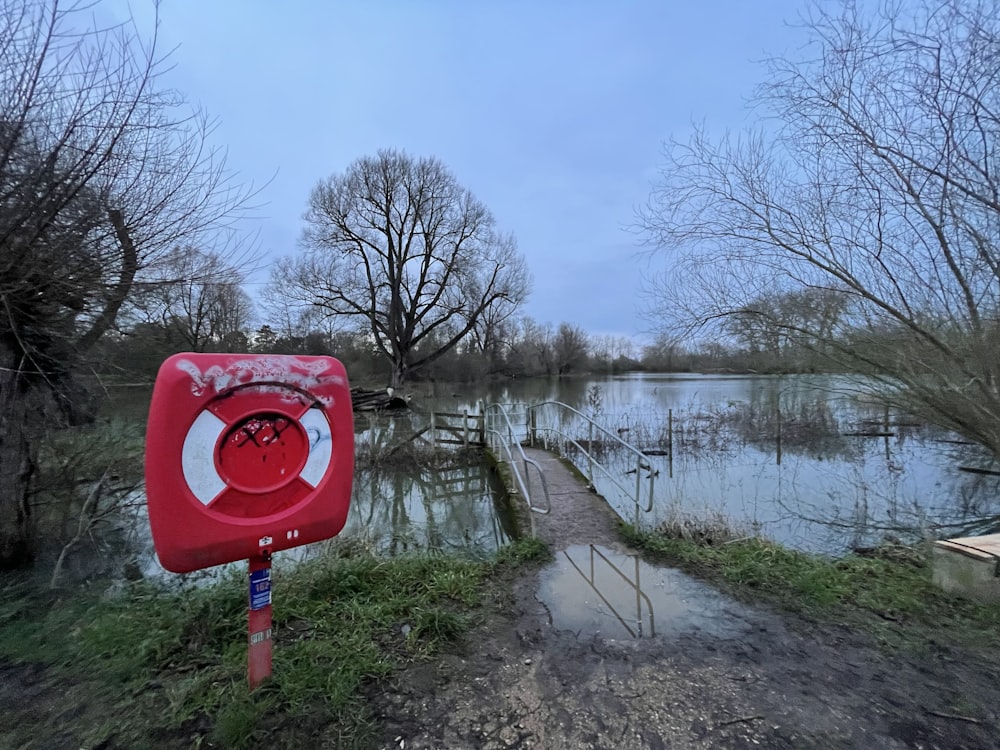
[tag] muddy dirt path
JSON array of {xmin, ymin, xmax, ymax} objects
[{"xmin": 368, "ymin": 450, "xmax": 1000, "ymax": 749}]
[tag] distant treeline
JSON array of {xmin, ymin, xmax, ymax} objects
[{"xmin": 92, "ymin": 317, "xmax": 838, "ymax": 386}]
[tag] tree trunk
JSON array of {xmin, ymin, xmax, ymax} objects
[
  {"xmin": 0, "ymin": 211, "xmax": 138, "ymax": 570},
  {"xmin": 391, "ymin": 360, "xmax": 408, "ymax": 389},
  {"xmin": 0, "ymin": 339, "xmax": 36, "ymax": 569}
]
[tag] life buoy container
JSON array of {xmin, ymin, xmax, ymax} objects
[{"xmin": 146, "ymin": 353, "xmax": 353, "ymax": 573}]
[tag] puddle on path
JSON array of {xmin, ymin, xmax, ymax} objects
[{"xmin": 536, "ymin": 544, "xmax": 761, "ymax": 639}]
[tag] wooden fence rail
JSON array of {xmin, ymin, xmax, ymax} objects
[{"xmin": 428, "ymin": 410, "xmax": 485, "ymax": 448}]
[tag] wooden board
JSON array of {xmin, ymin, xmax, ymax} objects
[{"xmin": 934, "ymin": 533, "xmax": 1000, "ymax": 561}]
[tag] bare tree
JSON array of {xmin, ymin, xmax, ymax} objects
[
  {"xmin": 610, "ymin": 336, "xmax": 636, "ymax": 363},
  {"xmin": 725, "ymin": 287, "xmax": 849, "ymax": 369},
  {"xmin": 276, "ymin": 149, "xmax": 531, "ymax": 387},
  {"xmin": 505, "ymin": 317, "xmax": 554, "ymax": 376},
  {"xmin": 641, "ymin": 335, "xmax": 684, "ymax": 371},
  {"xmin": 552, "ymin": 323, "xmax": 589, "ymax": 376},
  {"xmin": 640, "ymin": 0, "xmax": 1000, "ymax": 455},
  {"xmin": 127, "ymin": 246, "xmax": 255, "ymax": 352},
  {"xmin": 590, "ymin": 334, "xmax": 638, "ymax": 371},
  {"xmin": 0, "ymin": 1, "xmax": 257, "ymax": 569},
  {"xmin": 468, "ymin": 298, "xmax": 518, "ymax": 375}
]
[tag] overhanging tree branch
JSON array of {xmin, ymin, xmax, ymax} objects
[{"xmin": 639, "ymin": 0, "xmax": 1000, "ymax": 456}]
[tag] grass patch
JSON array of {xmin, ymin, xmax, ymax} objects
[
  {"xmin": 621, "ymin": 523, "xmax": 1000, "ymax": 652},
  {"xmin": 495, "ymin": 535, "xmax": 551, "ymax": 565},
  {"xmin": 0, "ymin": 544, "xmax": 540, "ymax": 749}
]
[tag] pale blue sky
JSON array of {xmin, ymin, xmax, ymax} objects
[{"xmin": 107, "ymin": 1, "xmax": 810, "ymax": 340}]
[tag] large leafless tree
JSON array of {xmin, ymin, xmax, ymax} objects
[
  {"xmin": 276, "ymin": 149, "xmax": 530, "ymax": 387},
  {"xmin": 0, "ymin": 0, "xmax": 256, "ymax": 568},
  {"xmin": 640, "ymin": 0, "xmax": 1000, "ymax": 455}
]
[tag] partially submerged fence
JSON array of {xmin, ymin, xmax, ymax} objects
[
  {"xmin": 427, "ymin": 410, "xmax": 484, "ymax": 448},
  {"xmin": 361, "ymin": 400, "xmax": 655, "ymax": 524}
]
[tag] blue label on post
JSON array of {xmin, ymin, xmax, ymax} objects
[{"xmin": 249, "ymin": 568, "xmax": 271, "ymax": 611}]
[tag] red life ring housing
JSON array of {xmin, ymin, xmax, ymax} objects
[{"xmin": 145, "ymin": 353, "xmax": 353, "ymax": 573}]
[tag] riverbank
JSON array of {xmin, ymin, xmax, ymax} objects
[
  {"xmin": 4, "ymin": 524, "xmax": 1000, "ymax": 748},
  {"xmin": 621, "ymin": 524, "xmax": 1000, "ymax": 656},
  {"xmin": 370, "ymin": 452, "xmax": 1000, "ymax": 749},
  {"xmin": 372, "ymin": 526, "xmax": 1000, "ymax": 749}
]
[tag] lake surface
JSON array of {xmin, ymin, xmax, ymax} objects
[
  {"xmin": 457, "ymin": 373, "xmax": 1000, "ymax": 554},
  {"xmin": 99, "ymin": 372, "xmax": 1000, "ymax": 581}
]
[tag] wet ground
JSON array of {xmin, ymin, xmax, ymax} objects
[
  {"xmin": 368, "ymin": 448, "xmax": 1000, "ymax": 749},
  {"xmin": 5, "ymin": 447, "xmax": 1000, "ymax": 748},
  {"xmin": 536, "ymin": 544, "xmax": 758, "ymax": 641}
]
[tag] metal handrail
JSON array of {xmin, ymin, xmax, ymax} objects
[
  {"xmin": 526, "ymin": 400, "xmax": 655, "ymax": 515},
  {"xmin": 483, "ymin": 402, "xmax": 551, "ymax": 514}
]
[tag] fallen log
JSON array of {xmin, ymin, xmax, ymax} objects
[{"xmin": 350, "ymin": 387, "xmax": 409, "ymax": 411}]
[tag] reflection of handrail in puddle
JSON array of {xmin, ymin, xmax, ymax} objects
[{"xmin": 562, "ymin": 544, "xmax": 655, "ymax": 638}]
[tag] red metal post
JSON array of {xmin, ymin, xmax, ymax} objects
[{"xmin": 248, "ymin": 553, "xmax": 273, "ymax": 689}]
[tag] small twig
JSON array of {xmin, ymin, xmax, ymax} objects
[
  {"xmin": 718, "ymin": 714, "xmax": 764, "ymax": 727},
  {"xmin": 925, "ymin": 709, "xmax": 981, "ymax": 724}
]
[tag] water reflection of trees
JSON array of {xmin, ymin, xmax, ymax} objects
[
  {"xmin": 586, "ymin": 393, "xmax": 965, "ymax": 467},
  {"xmin": 521, "ymin": 385, "xmax": 1000, "ymax": 553},
  {"xmin": 504, "ymin": 379, "xmax": 1000, "ymax": 554},
  {"xmin": 346, "ymin": 457, "xmax": 516, "ymax": 557},
  {"xmin": 773, "ymin": 439, "xmax": 1000, "ymax": 551}
]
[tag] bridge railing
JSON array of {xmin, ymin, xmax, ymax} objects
[
  {"xmin": 525, "ymin": 400, "xmax": 655, "ymax": 519},
  {"xmin": 482, "ymin": 402, "xmax": 550, "ymax": 515}
]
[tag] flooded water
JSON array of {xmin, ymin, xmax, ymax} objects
[
  {"xmin": 341, "ymin": 463, "xmax": 517, "ymax": 556},
  {"xmin": 536, "ymin": 544, "xmax": 759, "ymax": 639},
  {"xmin": 449, "ymin": 373, "xmax": 1000, "ymax": 554},
  {"xmin": 90, "ymin": 372, "xmax": 1000, "ymax": 582},
  {"xmin": 122, "ymin": 462, "xmax": 517, "ymax": 582},
  {"xmin": 91, "ymin": 386, "xmax": 517, "ymax": 581}
]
